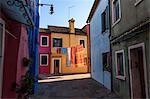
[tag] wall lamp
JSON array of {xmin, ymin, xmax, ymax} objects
[
  {"xmin": 38, "ymin": 4, "xmax": 54, "ymax": 15},
  {"xmin": 6, "ymin": 0, "xmax": 54, "ymax": 15}
]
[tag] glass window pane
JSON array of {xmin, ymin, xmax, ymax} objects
[
  {"xmin": 117, "ymin": 53, "xmax": 124, "ymax": 76},
  {"xmin": 0, "ymin": 24, "xmax": 3, "ymax": 56},
  {"xmin": 80, "ymin": 40, "xmax": 85, "ymax": 48},
  {"xmin": 42, "ymin": 37, "xmax": 48, "ymax": 45},
  {"xmin": 53, "ymin": 38, "xmax": 62, "ymax": 47},
  {"xmin": 41, "ymin": 56, "xmax": 47, "ymax": 65},
  {"xmin": 113, "ymin": 0, "xmax": 120, "ymax": 22}
]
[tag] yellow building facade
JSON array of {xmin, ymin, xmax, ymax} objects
[{"xmin": 45, "ymin": 18, "xmax": 88, "ymax": 75}]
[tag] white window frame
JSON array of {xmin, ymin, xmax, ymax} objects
[
  {"xmin": 40, "ymin": 54, "xmax": 49, "ymax": 66},
  {"xmin": 40, "ymin": 36, "xmax": 49, "ymax": 47},
  {"xmin": 0, "ymin": 18, "xmax": 5, "ymax": 98},
  {"xmin": 134, "ymin": 0, "xmax": 143, "ymax": 6},
  {"xmin": 115, "ymin": 49, "xmax": 126, "ymax": 80},
  {"xmin": 112, "ymin": 0, "xmax": 121, "ymax": 27},
  {"xmin": 51, "ymin": 58, "xmax": 61, "ymax": 74}
]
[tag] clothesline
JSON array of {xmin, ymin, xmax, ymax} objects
[{"xmin": 53, "ymin": 45, "xmax": 87, "ymax": 67}]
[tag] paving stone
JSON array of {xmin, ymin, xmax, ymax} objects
[{"xmin": 30, "ymin": 77, "xmax": 120, "ymax": 99}]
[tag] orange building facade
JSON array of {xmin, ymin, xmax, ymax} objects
[{"xmin": 39, "ymin": 18, "xmax": 89, "ymax": 75}]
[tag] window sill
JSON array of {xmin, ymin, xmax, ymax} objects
[
  {"xmin": 40, "ymin": 65, "xmax": 48, "ymax": 66},
  {"xmin": 41, "ymin": 45, "xmax": 49, "ymax": 47},
  {"xmin": 116, "ymin": 75, "xmax": 126, "ymax": 80},
  {"xmin": 134, "ymin": 0, "xmax": 143, "ymax": 6},
  {"xmin": 112, "ymin": 18, "xmax": 121, "ymax": 28},
  {"xmin": 102, "ymin": 29, "xmax": 110, "ymax": 34}
]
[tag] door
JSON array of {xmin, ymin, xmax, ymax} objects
[
  {"xmin": 130, "ymin": 47, "xmax": 146, "ymax": 98},
  {"xmin": 0, "ymin": 19, "xmax": 5, "ymax": 98},
  {"xmin": 54, "ymin": 59, "xmax": 60, "ymax": 74}
]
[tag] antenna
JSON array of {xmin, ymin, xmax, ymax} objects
[{"xmin": 68, "ymin": 5, "xmax": 75, "ymax": 19}]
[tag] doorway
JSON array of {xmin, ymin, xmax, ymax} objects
[
  {"xmin": 128, "ymin": 43, "xmax": 147, "ymax": 98},
  {"xmin": 0, "ymin": 18, "xmax": 5, "ymax": 98},
  {"xmin": 52, "ymin": 58, "xmax": 61, "ymax": 74}
]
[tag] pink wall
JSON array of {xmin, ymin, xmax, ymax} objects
[
  {"xmin": 39, "ymin": 33, "xmax": 51, "ymax": 74},
  {"xmin": 1, "ymin": 13, "xmax": 29, "ymax": 98},
  {"xmin": 16, "ymin": 25, "xmax": 29, "ymax": 83}
]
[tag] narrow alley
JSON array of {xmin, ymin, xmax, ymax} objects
[
  {"xmin": 31, "ymin": 74, "xmax": 120, "ymax": 99},
  {"xmin": 0, "ymin": 0, "xmax": 149, "ymax": 98}
]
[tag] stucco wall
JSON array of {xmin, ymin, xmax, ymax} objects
[
  {"xmin": 110, "ymin": 0, "xmax": 150, "ymax": 98},
  {"xmin": 111, "ymin": 29, "xmax": 149, "ymax": 98},
  {"xmin": 90, "ymin": 0, "xmax": 111, "ymax": 90},
  {"xmin": 16, "ymin": 25, "xmax": 29, "ymax": 84},
  {"xmin": 39, "ymin": 33, "xmax": 51, "ymax": 74},
  {"xmin": 110, "ymin": 0, "xmax": 149, "ymax": 38}
]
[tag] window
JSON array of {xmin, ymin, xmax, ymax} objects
[
  {"xmin": 102, "ymin": 52, "xmax": 110, "ymax": 72},
  {"xmin": 101, "ymin": 6, "xmax": 109, "ymax": 33},
  {"xmin": 40, "ymin": 54, "xmax": 48, "ymax": 66},
  {"xmin": 80, "ymin": 40, "xmax": 85, "ymax": 48},
  {"xmin": 0, "ymin": 23, "xmax": 3, "ymax": 56},
  {"xmin": 115, "ymin": 50, "xmax": 125, "ymax": 80},
  {"xmin": 0, "ymin": 18, "xmax": 5, "ymax": 98},
  {"xmin": 53, "ymin": 38, "xmax": 62, "ymax": 47},
  {"xmin": 41, "ymin": 36, "xmax": 49, "ymax": 47},
  {"xmin": 135, "ymin": 0, "xmax": 143, "ymax": 6},
  {"xmin": 112, "ymin": 0, "xmax": 121, "ymax": 24}
]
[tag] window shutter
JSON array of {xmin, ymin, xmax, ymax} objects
[
  {"xmin": 101, "ymin": 11, "xmax": 105, "ymax": 33},
  {"xmin": 106, "ymin": 6, "xmax": 110, "ymax": 30}
]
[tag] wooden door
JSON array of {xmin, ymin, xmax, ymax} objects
[
  {"xmin": 54, "ymin": 59, "xmax": 60, "ymax": 74},
  {"xmin": 130, "ymin": 47, "xmax": 146, "ymax": 98},
  {"xmin": 0, "ymin": 22, "xmax": 4, "ymax": 98}
]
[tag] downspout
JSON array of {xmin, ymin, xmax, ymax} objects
[
  {"xmin": 108, "ymin": 0, "xmax": 113, "ymax": 92},
  {"xmin": 86, "ymin": 21, "xmax": 92, "ymax": 77}
]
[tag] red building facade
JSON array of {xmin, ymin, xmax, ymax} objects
[{"xmin": 39, "ymin": 30, "xmax": 51, "ymax": 75}]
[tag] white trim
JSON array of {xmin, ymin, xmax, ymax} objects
[
  {"xmin": 134, "ymin": 0, "xmax": 143, "ymax": 6},
  {"xmin": 52, "ymin": 58, "xmax": 61, "ymax": 74},
  {"xmin": 40, "ymin": 36, "xmax": 49, "ymax": 47},
  {"xmin": 128, "ymin": 43, "xmax": 148, "ymax": 99},
  {"xmin": 40, "ymin": 54, "xmax": 49, "ymax": 66},
  {"xmin": 115, "ymin": 49, "xmax": 126, "ymax": 80},
  {"xmin": 0, "ymin": 18, "xmax": 5, "ymax": 98},
  {"xmin": 111, "ymin": 0, "xmax": 121, "ymax": 27}
]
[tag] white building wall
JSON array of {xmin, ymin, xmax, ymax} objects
[{"xmin": 90, "ymin": 0, "xmax": 111, "ymax": 90}]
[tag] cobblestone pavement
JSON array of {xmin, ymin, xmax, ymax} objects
[{"xmin": 30, "ymin": 74, "xmax": 120, "ymax": 99}]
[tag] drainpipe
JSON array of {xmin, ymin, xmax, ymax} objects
[
  {"xmin": 108, "ymin": 0, "xmax": 113, "ymax": 92},
  {"xmin": 86, "ymin": 21, "xmax": 92, "ymax": 77}
]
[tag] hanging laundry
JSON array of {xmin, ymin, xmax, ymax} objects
[
  {"xmin": 71, "ymin": 47, "xmax": 77, "ymax": 64},
  {"xmin": 76, "ymin": 44, "xmax": 84, "ymax": 52},
  {"xmin": 54, "ymin": 47, "xmax": 57, "ymax": 53},
  {"xmin": 56, "ymin": 48, "xmax": 61, "ymax": 54},
  {"xmin": 66, "ymin": 48, "xmax": 71, "ymax": 66},
  {"xmin": 61, "ymin": 48, "xmax": 67, "ymax": 54},
  {"xmin": 75, "ymin": 45, "xmax": 84, "ymax": 67}
]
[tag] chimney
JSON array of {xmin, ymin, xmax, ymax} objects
[{"xmin": 68, "ymin": 18, "xmax": 75, "ymax": 33}]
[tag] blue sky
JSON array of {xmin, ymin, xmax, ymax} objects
[{"xmin": 39, "ymin": 0, "xmax": 94, "ymax": 28}]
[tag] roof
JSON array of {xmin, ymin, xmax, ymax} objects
[
  {"xmin": 86, "ymin": 0, "xmax": 100, "ymax": 23},
  {"xmin": 81, "ymin": 25, "xmax": 87, "ymax": 33},
  {"xmin": 40, "ymin": 28, "xmax": 51, "ymax": 33},
  {"xmin": 40, "ymin": 25, "xmax": 87, "ymax": 35},
  {"xmin": 48, "ymin": 25, "xmax": 69, "ymax": 33}
]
